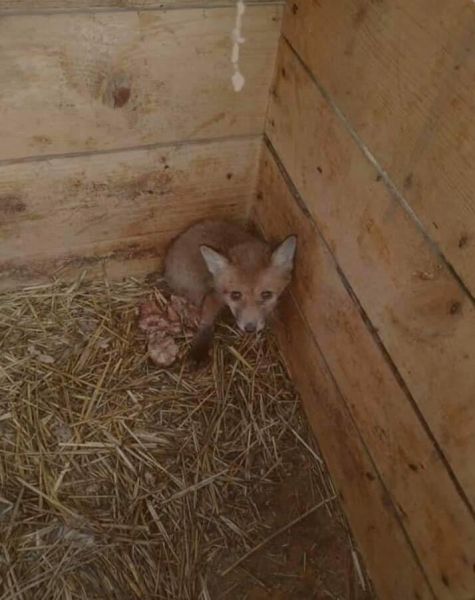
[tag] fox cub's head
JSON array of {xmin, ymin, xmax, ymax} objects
[{"xmin": 200, "ymin": 235, "xmax": 297, "ymax": 333}]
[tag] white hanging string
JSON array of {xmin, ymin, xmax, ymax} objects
[{"xmin": 231, "ymin": 0, "xmax": 246, "ymax": 92}]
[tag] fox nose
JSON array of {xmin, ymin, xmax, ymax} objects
[{"xmin": 244, "ymin": 323, "xmax": 256, "ymax": 333}]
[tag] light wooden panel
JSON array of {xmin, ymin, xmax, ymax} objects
[
  {"xmin": 0, "ymin": 0, "xmax": 279, "ymax": 10},
  {"xmin": 256, "ymin": 146, "xmax": 475, "ymax": 599},
  {"xmin": 405, "ymin": 44, "xmax": 475, "ymax": 299},
  {"xmin": 282, "ymin": 0, "xmax": 475, "ymax": 295},
  {"xmin": 0, "ymin": 5, "xmax": 281, "ymax": 161},
  {"xmin": 1, "ymin": 253, "xmax": 164, "ymax": 292},
  {"xmin": 267, "ymin": 41, "xmax": 475, "ymax": 508},
  {"xmin": 273, "ymin": 297, "xmax": 433, "ymax": 600},
  {"xmin": 0, "ymin": 137, "xmax": 259, "ymax": 290}
]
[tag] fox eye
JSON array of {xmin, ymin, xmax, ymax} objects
[
  {"xmin": 230, "ymin": 291, "xmax": 242, "ymax": 301},
  {"xmin": 261, "ymin": 291, "xmax": 274, "ymax": 301}
]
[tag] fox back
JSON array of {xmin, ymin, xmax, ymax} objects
[{"xmin": 164, "ymin": 219, "xmax": 296, "ymax": 333}]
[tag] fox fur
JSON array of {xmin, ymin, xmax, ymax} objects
[{"xmin": 164, "ymin": 219, "xmax": 297, "ymax": 363}]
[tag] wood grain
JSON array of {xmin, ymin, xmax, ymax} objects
[
  {"xmin": 256, "ymin": 146, "xmax": 475, "ymax": 599},
  {"xmin": 0, "ymin": 5, "xmax": 281, "ymax": 161},
  {"xmin": 267, "ymin": 41, "xmax": 475, "ymax": 508},
  {"xmin": 405, "ymin": 41, "xmax": 475, "ymax": 299},
  {"xmin": 0, "ymin": 137, "xmax": 259, "ymax": 290},
  {"xmin": 0, "ymin": 252, "xmax": 165, "ymax": 292},
  {"xmin": 0, "ymin": 0, "xmax": 279, "ymax": 10},
  {"xmin": 282, "ymin": 0, "xmax": 475, "ymax": 294},
  {"xmin": 273, "ymin": 297, "xmax": 433, "ymax": 600}
]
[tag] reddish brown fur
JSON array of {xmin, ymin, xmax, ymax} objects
[{"xmin": 164, "ymin": 219, "xmax": 296, "ymax": 364}]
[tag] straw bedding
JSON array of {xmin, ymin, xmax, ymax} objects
[{"xmin": 0, "ymin": 277, "xmax": 368, "ymax": 600}]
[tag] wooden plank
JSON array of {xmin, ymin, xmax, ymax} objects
[
  {"xmin": 0, "ymin": 5, "xmax": 281, "ymax": 161},
  {"xmin": 0, "ymin": 0, "xmax": 280, "ymax": 11},
  {"xmin": 0, "ymin": 137, "xmax": 259, "ymax": 289},
  {"xmin": 256, "ymin": 145, "xmax": 475, "ymax": 599},
  {"xmin": 281, "ymin": 0, "xmax": 472, "ymax": 177},
  {"xmin": 267, "ymin": 41, "xmax": 475, "ymax": 508},
  {"xmin": 0, "ymin": 252, "xmax": 163, "ymax": 292},
  {"xmin": 405, "ymin": 42, "xmax": 475, "ymax": 299},
  {"xmin": 273, "ymin": 297, "xmax": 433, "ymax": 600},
  {"xmin": 282, "ymin": 0, "xmax": 475, "ymax": 295}
]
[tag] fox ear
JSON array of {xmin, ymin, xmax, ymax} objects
[
  {"xmin": 200, "ymin": 245, "xmax": 229, "ymax": 277},
  {"xmin": 271, "ymin": 235, "xmax": 297, "ymax": 273}
]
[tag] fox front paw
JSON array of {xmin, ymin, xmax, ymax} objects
[{"xmin": 188, "ymin": 330, "xmax": 212, "ymax": 368}]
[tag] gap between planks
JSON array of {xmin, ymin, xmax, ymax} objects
[{"xmin": 0, "ymin": 133, "xmax": 262, "ymax": 168}]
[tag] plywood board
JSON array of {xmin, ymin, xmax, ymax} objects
[
  {"xmin": 256, "ymin": 146, "xmax": 475, "ymax": 599},
  {"xmin": 267, "ymin": 41, "xmax": 475, "ymax": 508},
  {"xmin": 282, "ymin": 0, "xmax": 475, "ymax": 295},
  {"xmin": 0, "ymin": 5, "xmax": 281, "ymax": 160},
  {"xmin": 0, "ymin": 137, "xmax": 259, "ymax": 289},
  {"xmin": 273, "ymin": 297, "xmax": 433, "ymax": 600}
]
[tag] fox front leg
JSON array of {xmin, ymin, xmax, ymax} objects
[{"xmin": 188, "ymin": 292, "xmax": 223, "ymax": 366}]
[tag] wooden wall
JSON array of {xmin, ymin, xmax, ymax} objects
[
  {"xmin": 255, "ymin": 1, "xmax": 475, "ymax": 598},
  {"xmin": 3, "ymin": 1, "xmax": 475, "ymax": 595},
  {"xmin": 0, "ymin": 0, "xmax": 282, "ymax": 289}
]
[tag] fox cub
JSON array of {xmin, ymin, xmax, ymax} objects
[{"xmin": 164, "ymin": 219, "xmax": 297, "ymax": 363}]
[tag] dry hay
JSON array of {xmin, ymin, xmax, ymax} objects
[{"xmin": 0, "ymin": 277, "xmax": 358, "ymax": 600}]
